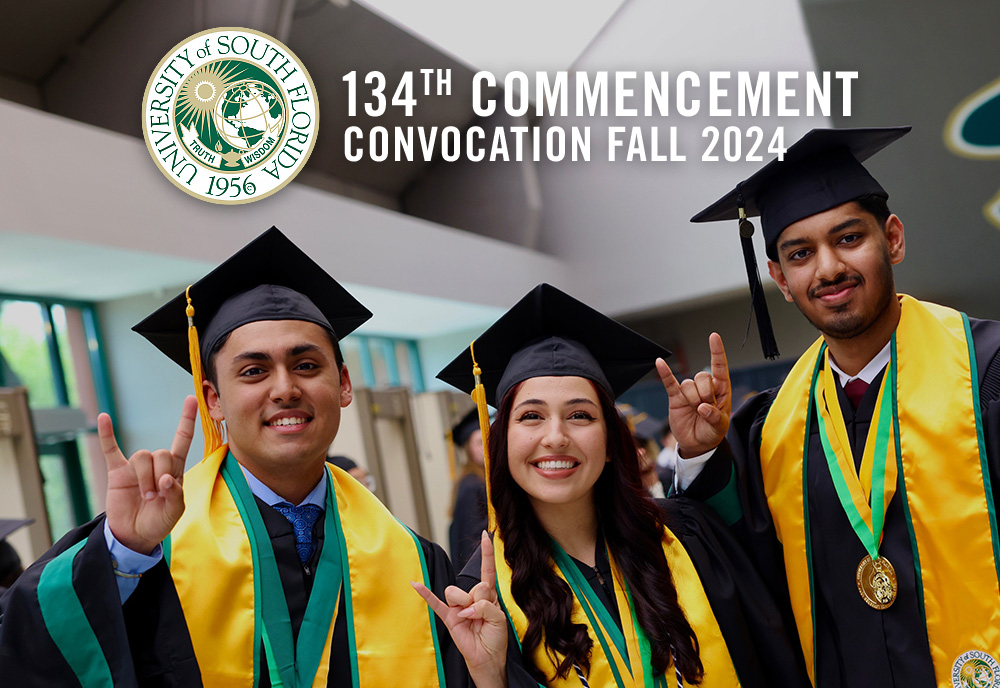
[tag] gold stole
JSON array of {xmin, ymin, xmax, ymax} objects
[
  {"xmin": 494, "ymin": 527, "xmax": 740, "ymax": 687},
  {"xmin": 759, "ymin": 296, "xmax": 1000, "ymax": 685},
  {"xmin": 168, "ymin": 445, "xmax": 444, "ymax": 687}
]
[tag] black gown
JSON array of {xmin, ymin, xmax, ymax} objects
[
  {"xmin": 0, "ymin": 497, "xmax": 470, "ymax": 687},
  {"xmin": 684, "ymin": 317, "xmax": 1000, "ymax": 687},
  {"xmin": 460, "ymin": 498, "xmax": 810, "ymax": 688}
]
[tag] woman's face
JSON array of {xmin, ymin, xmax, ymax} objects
[{"xmin": 506, "ymin": 376, "xmax": 608, "ymax": 512}]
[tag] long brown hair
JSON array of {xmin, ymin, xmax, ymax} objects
[{"xmin": 489, "ymin": 379, "xmax": 704, "ymax": 684}]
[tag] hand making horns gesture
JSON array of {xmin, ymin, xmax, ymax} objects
[
  {"xmin": 100, "ymin": 395, "xmax": 198, "ymax": 555},
  {"xmin": 413, "ymin": 531, "xmax": 509, "ymax": 688},
  {"xmin": 656, "ymin": 333, "xmax": 732, "ymax": 458}
]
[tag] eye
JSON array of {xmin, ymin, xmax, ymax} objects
[
  {"xmin": 295, "ymin": 361, "xmax": 319, "ymax": 371},
  {"xmin": 239, "ymin": 366, "xmax": 266, "ymax": 378},
  {"xmin": 516, "ymin": 411, "xmax": 542, "ymax": 422},
  {"xmin": 569, "ymin": 411, "xmax": 596, "ymax": 422},
  {"xmin": 787, "ymin": 248, "xmax": 811, "ymax": 262},
  {"xmin": 839, "ymin": 233, "xmax": 862, "ymax": 245}
]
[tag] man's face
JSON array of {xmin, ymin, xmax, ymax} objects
[
  {"xmin": 767, "ymin": 201, "xmax": 905, "ymax": 341},
  {"xmin": 204, "ymin": 319, "xmax": 352, "ymax": 479}
]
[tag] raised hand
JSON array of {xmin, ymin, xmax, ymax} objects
[
  {"xmin": 412, "ymin": 532, "xmax": 508, "ymax": 688},
  {"xmin": 101, "ymin": 396, "xmax": 198, "ymax": 555},
  {"xmin": 656, "ymin": 332, "xmax": 731, "ymax": 458}
]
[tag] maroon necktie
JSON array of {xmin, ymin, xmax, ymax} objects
[{"xmin": 844, "ymin": 378, "xmax": 869, "ymax": 409}]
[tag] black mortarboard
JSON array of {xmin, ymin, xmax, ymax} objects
[
  {"xmin": 618, "ymin": 405, "xmax": 660, "ymax": 443},
  {"xmin": 436, "ymin": 283, "xmax": 670, "ymax": 408},
  {"xmin": 0, "ymin": 518, "xmax": 32, "ymax": 542},
  {"xmin": 451, "ymin": 407, "xmax": 482, "ymax": 447},
  {"xmin": 690, "ymin": 126, "xmax": 911, "ymax": 360},
  {"xmin": 133, "ymin": 227, "xmax": 372, "ymax": 373}
]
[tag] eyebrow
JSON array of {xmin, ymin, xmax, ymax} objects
[
  {"xmin": 513, "ymin": 397, "xmax": 598, "ymax": 411},
  {"xmin": 230, "ymin": 343, "xmax": 323, "ymax": 365},
  {"xmin": 778, "ymin": 217, "xmax": 864, "ymax": 253}
]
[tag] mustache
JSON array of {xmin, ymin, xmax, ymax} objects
[{"xmin": 809, "ymin": 275, "xmax": 861, "ymax": 299}]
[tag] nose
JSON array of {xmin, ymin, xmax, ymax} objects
[
  {"xmin": 814, "ymin": 244, "xmax": 847, "ymax": 283},
  {"xmin": 269, "ymin": 367, "xmax": 301, "ymax": 404},
  {"xmin": 540, "ymin": 418, "xmax": 570, "ymax": 449}
]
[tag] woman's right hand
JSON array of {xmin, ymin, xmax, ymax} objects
[
  {"xmin": 656, "ymin": 333, "xmax": 732, "ymax": 458},
  {"xmin": 412, "ymin": 531, "xmax": 509, "ymax": 688}
]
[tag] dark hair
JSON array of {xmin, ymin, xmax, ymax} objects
[
  {"xmin": 854, "ymin": 193, "xmax": 892, "ymax": 228},
  {"xmin": 489, "ymin": 379, "xmax": 703, "ymax": 684},
  {"xmin": 205, "ymin": 323, "xmax": 345, "ymax": 385}
]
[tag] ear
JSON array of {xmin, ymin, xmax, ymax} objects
[
  {"xmin": 884, "ymin": 214, "xmax": 905, "ymax": 265},
  {"xmin": 768, "ymin": 259, "xmax": 794, "ymax": 302},
  {"xmin": 339, "ymin": 365, "xmax": 353, "ymax": 408},
  {"xmin": 204, "ymin": 380, "xmax": 225, "ymax": 421}
]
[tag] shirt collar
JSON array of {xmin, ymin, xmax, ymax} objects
[
  {"xmin": 240, "ymin": 464, "xmax": 327, "ymax": 509},
  {"xmin": 827, "ymin": 341, "xmax": 891, "ymax": 388}
]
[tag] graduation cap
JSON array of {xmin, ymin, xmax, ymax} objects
[
  {"xmin": 450, "ymin": 407, "xmax": 483, "ymax": 448},
  {"xmin": 437, "ymin": 283, "xmax": 670, "ymax": 409},
  {"xmin": 691, "ymin": 126, "xmax": 911, "ymax": 360},
  {"xmin": 617, "ymin": 404, "xmax": 661, "ymax": 444},
  {"xmin": 132, "ymin": 227, "xmax": 372, "ymax": 455},
  {"xmin": 0, "ymin": 518, "xmax": 32, "ymax": 542}
]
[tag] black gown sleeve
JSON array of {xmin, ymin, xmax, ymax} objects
[
  {"xmin": 0, "ymin": 515, "xmax": 201, "ymax": 688},
  {"xmin": 657, "ymin": 497, "xmax": 810, "ymax": 688}
]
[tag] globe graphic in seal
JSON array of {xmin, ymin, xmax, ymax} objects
[{"xmin": 212, "ymin": 79, "xmax": 284, "ymax": 151}]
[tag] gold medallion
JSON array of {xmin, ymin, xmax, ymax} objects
[{"xmin": 856, "ymin": 555, "xmax": 897, "ymax": 610}]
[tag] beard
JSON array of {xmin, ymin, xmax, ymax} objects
[{"xmin": 794, "ymin": 248, "xmax": 896, "ymax": 341}]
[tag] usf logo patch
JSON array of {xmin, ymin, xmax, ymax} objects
[
  {"xmin": 945, "ymin": 76, "xmax": 1000, "ymax": 229},
  {"xmin": 952, "ymin": 650, "xmax": 1000, "ymax": 688},
  {"xmin": 142, "ymin": 28, "xmax": 318, "ymax": 204}
]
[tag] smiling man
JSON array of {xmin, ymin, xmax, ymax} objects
[
  {"xmin": 0, "ymin": 228, "xmax": 495, "ymax": 687},
  {"xmin": 661, "ymin": 128, "xmax": 1000, "ymax": 687}
]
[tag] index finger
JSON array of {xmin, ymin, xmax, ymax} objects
[
  {"xmin": 97, "ymin": 413, "xmax": 128, "ymax": 471},
  {"xmin": 655, "ymin": 358, "xmax": 683, "ymax": 399},
  {"xmin": 480, "ymin": 531, "xmax": 497, "ymax": 590},
  {"xmin": 170, "ymin": 396, "xmax": 199, "ymax": 462},
  {"xmin": 708, "ymin": 333, "xmax": 730, "ymax": 387}
]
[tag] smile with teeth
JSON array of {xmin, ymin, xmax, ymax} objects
[
  {"xmin": 267, "ymin": 416, "xmax": 310, "ymax": 427},
  {"xmin": 533, "ymin": 459, "xmax": 579, "ymax": 470}
]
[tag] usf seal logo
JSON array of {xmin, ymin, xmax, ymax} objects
[
  {"xmin": 142, "ymin": 28, "xmax": 318, "ymax": 204},
  {"xmin": 953, "ymin": 650, "xmax": 1000, "ymax": 688}
]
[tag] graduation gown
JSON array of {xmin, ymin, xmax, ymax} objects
[
  {"xmin": 449, "ymin": 473, "xmax": 488, "ymax": 571},
  {"xmin": 0, "ymin": 498, "xmax": 469, "ymax": 687},
  {"xmin": 460, "ymin": 498, "xmax": 809, "ymax": 688},
  {"xmin": 685, "ymin": 316, "xmax": 1000, "ymax": 687}
]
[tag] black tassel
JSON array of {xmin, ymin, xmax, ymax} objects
[{"xmin": 737, "ymin": 189, "xmax": 779, "ymax": 360}]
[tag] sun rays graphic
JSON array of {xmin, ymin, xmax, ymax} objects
[{"xmin": 176, "ymin": 61, "xmax": 244, "ymax": 133}]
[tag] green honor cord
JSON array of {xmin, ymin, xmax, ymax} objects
[
  {"xmin": 221, "ymin": 454, "xmax": 344, "ymax": 688},
  {"xmin": 812, "ymin": 341, "xmax": 896, "ymax": 560}
]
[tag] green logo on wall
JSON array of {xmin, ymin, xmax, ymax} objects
[
  {"xmin": 945, "ymin": 77, "xmax": 1000, "ymax": 229},
  {"xmin": 143, "ymin": 28, "xmax": 318, "ymax": 204}
]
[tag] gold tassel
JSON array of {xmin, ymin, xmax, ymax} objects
[
  {"xmin": 469, "ymin": 341, "xmax": 495, "ymax": 531},
  {"xmin": 186, "ymin": 286, "xmax": 224, "ymax": 457}
]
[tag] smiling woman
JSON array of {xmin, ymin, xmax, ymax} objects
[{"xmin": 426, "ymin": 284, "xmax": 811, "ymax": 688}]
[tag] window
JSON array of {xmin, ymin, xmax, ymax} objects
[
  {"xmin": 0, "ymin": 294, "xmax": 116, "ymax": 540},
  {"xmin": 339, "ymin": 335, "xmax": 424, "ymax": 391}
]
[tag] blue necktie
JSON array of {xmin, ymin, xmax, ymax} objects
[{"xmin": 273, "ymin": 503, "xmax": 323, "ymax": 564}]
